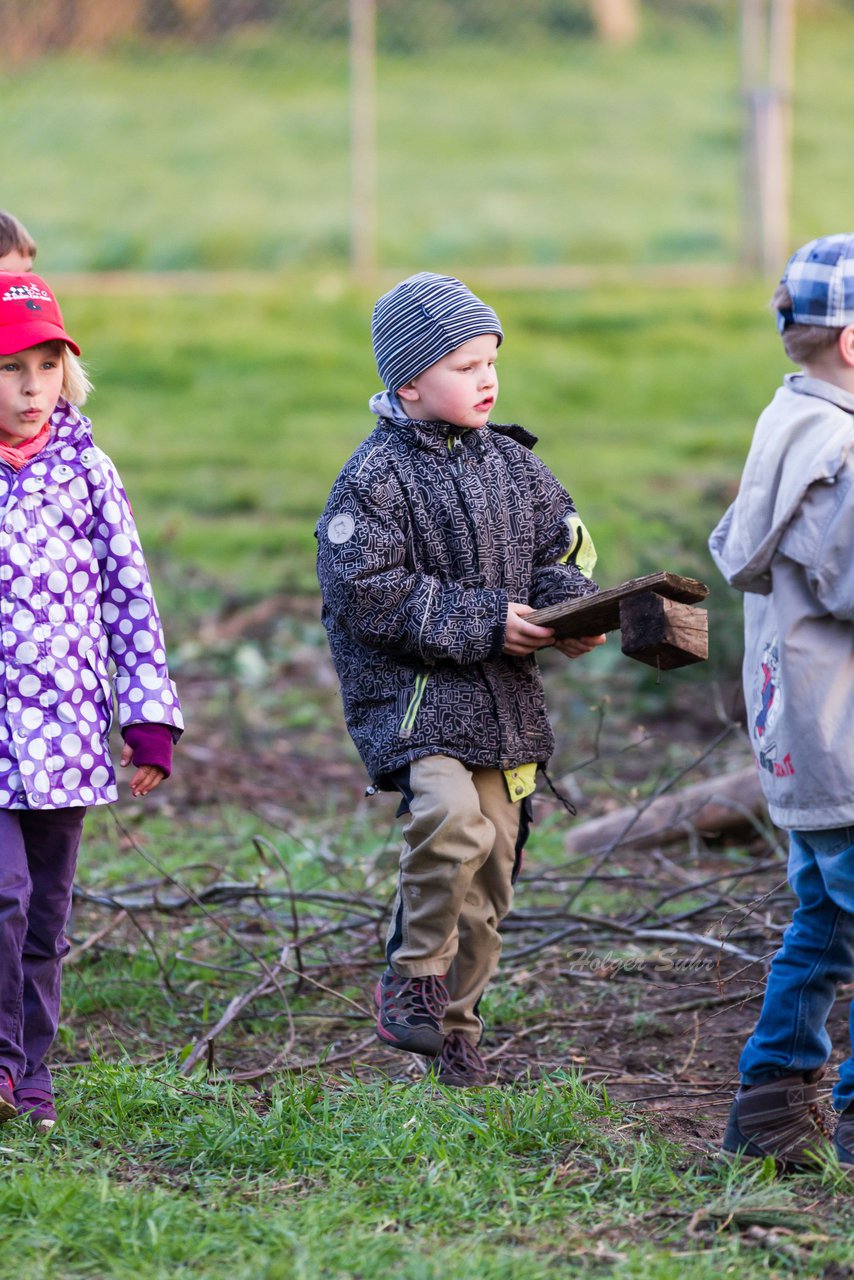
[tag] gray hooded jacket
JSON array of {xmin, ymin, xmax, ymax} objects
[{"xmin": 709, "ymin": 373, "xmax": 854, "ymax": 829}]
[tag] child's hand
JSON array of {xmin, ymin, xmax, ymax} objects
[
  {"xmin": 554, "ymin": 632, "xmax": 607, "ymax": 659},
  {"xmin": 120, "ymin": 743, "xmax": 167, "ymax": 797},
  {"xmin": 503, "ymin": 602, "xmax": 556, "ymax": 656}
]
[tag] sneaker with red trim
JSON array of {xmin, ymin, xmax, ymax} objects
[
  {"xmin": 16, "ymin": 1087, "xmax": 56, "ymax": 1133},
  {"xmin": 375, "ymin": 968, "xmax": 448, "ymax": 1056},
  {"xmin": 0, "ymin": 1073, "xmax": 17, "ymax": 1123},
  {"xmin": 430, "ymin": 1031, "xmax": 489, "ymax": 1087}
]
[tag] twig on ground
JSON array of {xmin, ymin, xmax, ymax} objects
[
  {"xmin": 562, "ymin": 725, "xmax": 739, "ymax": 910},
  {"xmin": 673, "ymin": 1010, "xmax": 700, "ymax": 1078},
  {"xmin": 66, "ymin": 909, "xmax": 129, "ymax": 965},
  {"xmin": 180, "ymin": 946, "xmax": 296, "ymax": 1077},
  {"xmin": 229, "ymin": 1033, "xmax": 378, "ymax": 1080}
]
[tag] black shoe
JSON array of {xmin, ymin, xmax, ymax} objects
[
  {"xmin": 430, "ymin": 1031, "xmax": 489, "ymax": 1088},
  {"xmin": 374, "ymin": 969, "xmax": 448, "ymax": 1056},
  {"xmin": 721, "ymin": 1071, "xmax": 832, "ymax": 1172}
]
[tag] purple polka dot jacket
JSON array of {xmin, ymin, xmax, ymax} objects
[{"xmin": 0, "ymin": 399, "xmax": 183, "ymax": 809}]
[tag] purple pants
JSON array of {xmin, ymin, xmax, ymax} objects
[{"xmin": 0, "ymin": 807, "xmax": 85, "ymax": 1092}]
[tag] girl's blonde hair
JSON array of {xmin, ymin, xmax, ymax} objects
[
  {"xmin": 61, "ymin": 347, "xmax": 92, "ymax": 406},
  {"xmin": 0, "ymin": 211, "xmax": 37, "ymax": 261}
]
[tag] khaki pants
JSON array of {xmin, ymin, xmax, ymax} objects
[{"xmin": 386, "ymin": 755, "xmax": 526, "ymax": 1045}]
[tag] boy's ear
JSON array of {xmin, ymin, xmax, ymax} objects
[
  {"xmin": 839, "ymin": 325, "xmax": 854, "ymax": 368},
  {"xmin": 396, "ymin": 380, "xmax": 419, "ymax": 403}
]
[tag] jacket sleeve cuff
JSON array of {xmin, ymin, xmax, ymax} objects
[{"xmin": 121, "ymin": 723, "xmax": 174, "ymax": 776}]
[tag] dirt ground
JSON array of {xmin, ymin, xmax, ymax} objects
[{"xmin": 65, "ymin": 595, "xmax": 853, "ymax": 1160}]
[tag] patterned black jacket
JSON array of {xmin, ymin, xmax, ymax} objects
[{"xmin": 316, "ymin": 415, "xmax": 598, "ymax": 786}]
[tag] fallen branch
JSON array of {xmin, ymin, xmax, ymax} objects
[
  {"xmin": 630, "ymin": 927, "xmax": 762, "ymax": 964},
  {"xmin": 565, "ymin": 765, "xmax": 766, "ymax": 855}
]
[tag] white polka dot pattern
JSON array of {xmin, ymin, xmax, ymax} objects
[{"xmin": 0, "ymin": 400, "xmax": 183, "ymax": 809}]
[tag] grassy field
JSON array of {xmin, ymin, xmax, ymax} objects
[
  {"xmin": 4, "ymin": 793, "xmax": 854, "ymax": 1280},
  {"xmin": 3, "ymin": 5, "xmax": 854, "ymax": 1275},
  {"xmin": 5, "ymin": 26, "xmax": 740, "ymax": 270},
  {"xmin": 0, "ymin": 279, "xmax": 848, "ymax": 1278},
  {"xmin": 1, "ymin": 4, "xmax": 853, "ymax": 272},
  {"xmin": 53, "ymin": 277, "xmax": 784, "ymax": 644},
  {"xmin": 5, "ymin": 1060, "xmax": 854, "ymax": 1280}
]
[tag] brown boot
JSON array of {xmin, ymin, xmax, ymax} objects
[{"xmin": 721, "ymin": 1070, "xmax": 832, "ymax": 1171}]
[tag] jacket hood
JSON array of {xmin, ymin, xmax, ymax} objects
[
  {"xmin": 368, "ymin": 391, "xmax": 537, "ymax": 455},
  {"xmin": 709, "ymin": 374, "xmax": 854, "ymax": 593},
  {"xmin": 368, "ymin": 389, "xmax": 410, "ymax": 425}
]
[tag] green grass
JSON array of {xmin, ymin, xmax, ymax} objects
[
  {"xmin": 27, "ymin": 798, "xmax": 848, "ymax": 1279},
  {"xmin": 5, "ymin": 9, "xmax": 854, "ymax": 1272},
  {"xmin": 2, "ymin": 5, "xmax": 854, "ymax": 273},
  {"xmin": 51, "ymin": 278, "xmax": 786, "ymax": 621},
  {"xmin": 3, "ymin": 1059, "xmax": 853, "ymax": 1279}
]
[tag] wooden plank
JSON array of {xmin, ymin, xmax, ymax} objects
[{"xmin": 527, "ymin": 571, "xmax": 709, "ymax": 639}]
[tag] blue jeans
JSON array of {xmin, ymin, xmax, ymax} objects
[{"xmin": 739, "ymin": 826, "xmax": 854, "ymax": 1111}]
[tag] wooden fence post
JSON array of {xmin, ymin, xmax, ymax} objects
[
  {"xmin": 349, "ymin": 0, "xmax": 378, "ymax": 280},
  {"xmin": 740, "ymin": 0, "xmax": 795, "ymax": 276}
]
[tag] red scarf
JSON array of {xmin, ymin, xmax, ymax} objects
[{"xmin": 0, "ymin": 423, "xmax": 51, "ymax": 470}]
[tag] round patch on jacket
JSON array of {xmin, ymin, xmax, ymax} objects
[{"xmin": 327, "ymin": 513, "xmax": 355, "ymax": 544}]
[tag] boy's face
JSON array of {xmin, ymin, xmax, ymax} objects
[
  {"xmin": 397, "ymin": 333, "xmax": 499, "ymax": 430},
  {"xmin": 0, "ymin": 342, "xmax": 63, "ymax": 445},
  {"xmin": 0, "ymin": 249, "xmax": 34, "ymax": 272}
]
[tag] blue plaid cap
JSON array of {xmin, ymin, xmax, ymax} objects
[
  {"xmin": 371, "ymin": 272, "xmax": 503, "ymax": 392},
  {"xmin": 777, "ymin": 233, "xmax": 854, "ymax": 333}
]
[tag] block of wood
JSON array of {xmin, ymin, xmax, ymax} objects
[
  {"xmin": 527, "ymin": 571, "xmax": 710, "ymax": 669},
  {"xmin": 619, "ymin": 592, "xmax": 708, "ymax": 668}
]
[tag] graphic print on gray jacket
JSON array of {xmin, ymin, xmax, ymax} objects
[{"xmin": 316, "ymin": 415, "xmax": 598, "ymax": 785}]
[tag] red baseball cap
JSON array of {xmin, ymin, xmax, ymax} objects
[{"xmin": 0, "ymin": 273, "xmax": 81, "ymax": 356}]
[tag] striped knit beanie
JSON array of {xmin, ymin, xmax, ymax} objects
[{"xmin": 371, "ymin": 272, "xmax": 503, "ymax": 392}]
